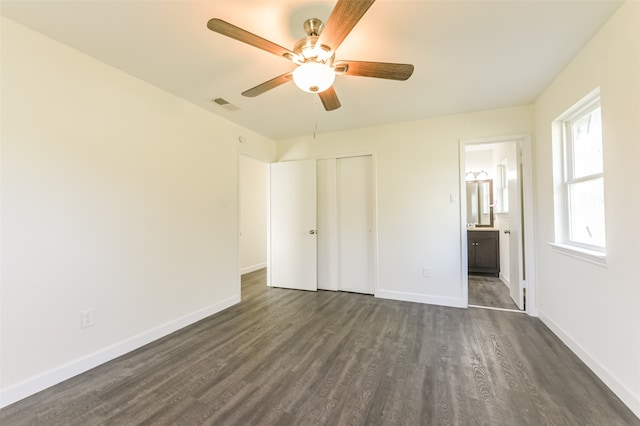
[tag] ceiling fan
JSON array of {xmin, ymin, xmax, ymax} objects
[{"xmin": 207, "ymin": 0, "xmax": 414, "ymax": 111}]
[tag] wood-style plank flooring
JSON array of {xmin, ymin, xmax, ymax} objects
[
  {"xmin": 2, "ymin": 269, "xmax": 638, "ymax": 425},
  {"xmin": 468, "ymin": 274, "xmax": 520, "ymax": 310}
]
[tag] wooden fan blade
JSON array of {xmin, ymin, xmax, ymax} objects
[
  {"xmin": 333, "ymin": 60, "xmax": 414, "ymax": 80},
  {"xmin": 207, "ymin": 18, "xmax": 298, "ymax": 62},
  {"xmin": 242, "ymin": 73, "xmax": 293, "ymax": 97},
  {"xmin": 319, "ymin": 86, "xmax": 341, "ymax": 111},
  {"xmin": 317, "ymin": 0, "xmax": 376, "ymax": 53}
]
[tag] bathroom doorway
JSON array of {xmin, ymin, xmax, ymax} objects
[{"xmin": 460, "ymin": 135, "xmax": 536, "ymax": 314}]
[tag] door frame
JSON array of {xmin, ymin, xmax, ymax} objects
[{"xmin": 459, "ymin": 134, "xmax": 538, "ymax": 316}]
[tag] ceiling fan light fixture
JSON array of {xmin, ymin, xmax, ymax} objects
[
  {"xmin": 293, "ymin": 61, "xmax": 335, "ymax": 93},
  {"xmin": 208, "ymin": 0, "xmax": 414, "ymax": 110},
  {"xmin": 293, "ymin": 61, "xmax": 336, "ymax": 93}
]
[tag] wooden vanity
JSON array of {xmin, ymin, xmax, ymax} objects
[{"xmin": 467, "ymin": 229, "xmax": 500, "ymax": 277}]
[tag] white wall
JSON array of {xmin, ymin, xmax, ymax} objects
[
  {"xmin": 533, "ymin": 1, "xmax": 640, "ymax": 416},
  {"xmin": 277, "ymin": 106, "xmax": 533, "ymax": 307},
  {"xmin": 0, "ymin": 18, "xmax": 275, "ymax": 406},
  {"xmin": 239, "ymin": 155, "xmax": 268, "ymax": 274},
  {"xmin": 465, "ymin": 150, "xmax": 492, "ymax": 177}
]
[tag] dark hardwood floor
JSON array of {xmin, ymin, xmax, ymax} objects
[
  {"xmin": 2, "ymin": 268, "xmax": 637, "ymax": 425},
  {"xmin": 468, "ymin": 274, "xmax": 520, "ymax": 310}
]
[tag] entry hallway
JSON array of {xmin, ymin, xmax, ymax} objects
[{"xmin": 1, "ymin": 269, "xmax": 637, "ymax": 425}]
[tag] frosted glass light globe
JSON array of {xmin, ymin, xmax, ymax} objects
[{"xmin": 293, "ymin": 61, "xmax": 335, "ymax": 93}]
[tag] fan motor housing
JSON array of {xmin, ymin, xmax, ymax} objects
[
  {"xmin": 294, "ymin": 36, "xmax": 333, "ymax": 64},
  {"xmin": 293, "ymin": 18, "xmax": 334, "ymax": 65}
]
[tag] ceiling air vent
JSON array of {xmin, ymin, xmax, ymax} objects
[{"xmin": 212, "ymin": 97, "xmax": 241, "ymax": 111}]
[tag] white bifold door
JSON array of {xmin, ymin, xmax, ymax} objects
[{"xmin": 271, "ymin": 156, "xmax": 375, "ymax": 295}]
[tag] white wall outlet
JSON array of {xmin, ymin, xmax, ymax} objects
[
  {"xmin": 81, "ymin": 308, "xmax": 95, "ymax": 329},
  {"xmin": 450, "ymin": 193, "xmax": 457, "ymax": 204},
  {"xmin": 423, "ymin": 267, "xmax": 431, "ymax": 278}
]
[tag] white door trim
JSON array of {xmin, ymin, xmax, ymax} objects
[{"xmin": 459, "ymin": 134, "xmax": 538, "ymax": 316}]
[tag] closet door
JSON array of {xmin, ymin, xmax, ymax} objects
[
  {"xmin": 270, "ymin": 160, "xmax": 317, "ymax": 291},
  {"xmin": 337, "ymin": 156, "xmax": 374, "ymax": 294},
  {"xmin": 317, "ymin": 159, "xmax": 338, "ymax": 291}
]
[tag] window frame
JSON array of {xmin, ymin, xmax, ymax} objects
[{"xmin": 552, "ymin": 89, "xmax": 606, "ymax": 261}]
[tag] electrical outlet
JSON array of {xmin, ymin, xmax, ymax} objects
[
  {"xmin": 423, "ymin": 267, "xmax": 431, "ymax": 278},
  {"xmin": 81, "ymin": 308, "xmax": 95, "ymax": 329}
]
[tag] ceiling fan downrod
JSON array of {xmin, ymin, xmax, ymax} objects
[{"xmin": 304, "ymin": 18, "xmax": 323, "ymax": 36}]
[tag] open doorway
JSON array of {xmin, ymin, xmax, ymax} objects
[
  {"xmin": 239, "ymin": 155, "xmax": 269, "ymax": 295},
  {"xmin": 460, "ymin": 135, "xmax": 537, "ymax": 315}
]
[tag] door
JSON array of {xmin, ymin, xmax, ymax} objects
[
  {"xmin": 337, "ymin": 156, "xmax": 374, "ymax": 294},
  {"xmin": 507, "ymin": 144, "xmax": 524, "ymax": 309},
  {"xmin": 317, "ymin": 159, "xmax": 338, "ymax": 291},
  {"xmin": 270, "ymin": 160, "xmax": 317, "ymax": 291}
]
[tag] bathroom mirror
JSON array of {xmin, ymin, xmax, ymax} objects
[{"xmin": 466, "ymin": 179, "xmax": 493, "ymax": 227}]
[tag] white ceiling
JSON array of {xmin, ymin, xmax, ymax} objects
[{"xmin": 1, "ymin": 0, "xmax": 621, "ymax": 140}]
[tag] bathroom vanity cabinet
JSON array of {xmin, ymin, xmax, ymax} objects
[{"xmin": 467, "ymin": 229, "xmax": 500, "ymax": 277}]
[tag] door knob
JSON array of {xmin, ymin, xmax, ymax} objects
[
  {"xmin": 504, "ymin": 229, "xmax": 511, "ymax": 234},
  {"xmin": 309, "ymin": 230, "xmax": 316, "ymax": 235}
]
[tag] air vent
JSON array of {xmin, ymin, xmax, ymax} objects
[{"xmin": 212, "ymin": 97, "xmax": 241, "ymax": 111}]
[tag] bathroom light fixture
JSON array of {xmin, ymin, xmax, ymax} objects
[
  {"xmin": 465, "ymin": 170, "xmax": 489, "ymax": 181},
  {"xmin": 292, "ymin": 61, "xmax": 335, "ymax": 93}
]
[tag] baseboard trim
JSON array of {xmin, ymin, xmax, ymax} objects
[
  {"xmin": 0, "ymin": 294, "xmax": 240, "ymax": 409},
  {"xmin": 375, "ymin": 289, "xmax": 465, "ymax": 308},
  {"xmin": 499, "ymin": 273, "xmax": 510, "ymax": 287},
  {"xmin": 240, "ymin": 262, "xmax": 267, "ymax": 275},
  {"xmin": 539, "ymin": 311, "xmax": 640, "ymax": 419}
]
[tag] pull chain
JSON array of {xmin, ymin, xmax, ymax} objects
[{"xmin": 312, "ymin": 95, "xmax": 319, "ymax": 140}]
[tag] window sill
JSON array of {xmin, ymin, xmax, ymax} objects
[{"xmin": 548, "ymin": 243, "xmax": 607, "ymax": 268}]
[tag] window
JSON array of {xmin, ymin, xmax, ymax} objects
[
  {"xmin": 495, "ymin": 160, "xmax": 508, "ymax": 213},
  {"xmin": 554, "ymin": 90, "xmax": 606, "ymax": 256}
]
